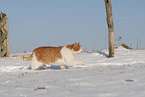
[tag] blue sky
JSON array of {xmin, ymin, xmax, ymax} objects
[{"xmin": 0, "ymin": 0, "xmax": 145, "ymax": 53}]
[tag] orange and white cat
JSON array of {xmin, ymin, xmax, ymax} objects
[{"xmin": 20, "ymin": 42, "xmax": 85, "ymax": 70}]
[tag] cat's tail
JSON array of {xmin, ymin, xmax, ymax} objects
[{"xmin": 20, "ymin": 53, "xmax": 33, "ymax": 61}]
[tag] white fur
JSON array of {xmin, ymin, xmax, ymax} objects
[
  {"xmin": 30, "ymin": 53, "xmax": 43, "ymax": 70},
  {"xmin": 59, "ymin": 46, "xmax": 84, "ymax": 66}
]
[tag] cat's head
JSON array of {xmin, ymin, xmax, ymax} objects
[{"xmin": 66, "ymin": 42, "xmax": 83, "ymax": 54}]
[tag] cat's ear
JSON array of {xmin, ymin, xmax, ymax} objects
[
  {"xmin": 74, "ymin": 42, "xmax": 77, "ymax": 46},
  {"xmin": 74, "ymin": 41, "xmax": 77, "ymax": 44},
  {"xmin": 73, "ymin": 42, "xmax": 77, "ymax": 48},
  {"xmin": 78, "ymin": 42, "xmax": 80, "ymax": 45}
]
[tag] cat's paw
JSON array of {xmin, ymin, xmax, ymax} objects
[
  {"xmin": 81, "ymin": 62, "xmax": 85, "ymax": 65},
  {"xmin": 78, "ymin": 61, "xmax": 85, "ymax": 65},
  {"xmin": 68, "ymin": 60, "xmax": 85, "ymax": 66}
]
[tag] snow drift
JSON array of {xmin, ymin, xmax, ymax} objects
[{"xmin": 0, "ymin": 46, "xmax": 145, "ymax": 97}]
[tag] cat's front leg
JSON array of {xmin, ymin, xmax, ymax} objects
[
  {"xmin": 66, "ymin": 60, "xmax": 85, "ymax": 66},
  {"xmin": 73, "ymin": 60, "xmax": 85, "ymax": 65}
]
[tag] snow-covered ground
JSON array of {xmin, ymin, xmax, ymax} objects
[{"xmin": 0, "ymin": 46, "xmax": 145, "ymax": 97}]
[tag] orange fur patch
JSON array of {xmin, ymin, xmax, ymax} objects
[
  {"xmin": 66, "ymin": 44, "xmax": 74, "ymax": 50},
  {"xmin": 73, "ymin": 44, "xmax": 82, "ymax": 51},
  {"xmin": 66, "ymin": 42, "xmax": 82, "ymax": 51},
  {"xmin": 34, "ymin": 46, "xmax": 63, "ymax": 64}
]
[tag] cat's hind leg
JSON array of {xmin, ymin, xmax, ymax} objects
[
  {"xmin": 30, "ymin": 53, "xmax": 43, "ymax": 70},
  {"xmin": 43, "ymin": 64, "xmax": 47, "ymax": 69}
]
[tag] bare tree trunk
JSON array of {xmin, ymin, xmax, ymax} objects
[
  {"xmin": 105, "ymin": 0, "xmax": 114, "ymax": 57},
  {"xmin": 0, "ymin": 16, "xmax": 9, "ymax": 57}
]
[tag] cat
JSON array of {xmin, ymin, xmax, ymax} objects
[{"xmin": 20, "ymin": 42, "xmax": 85, "ymax": 70}]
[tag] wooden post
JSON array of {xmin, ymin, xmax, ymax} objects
[
  {"xmin": 0, "ymin": 13, "xmax": 10, "ymax": 57},
  {"xmin": 105, "ymin": 0, "xmax": 114, "ymax": 57}
]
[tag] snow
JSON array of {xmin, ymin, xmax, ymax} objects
[{"xmin": 0, "ymin": 46, "xmax": 145, "ymax": 97}]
